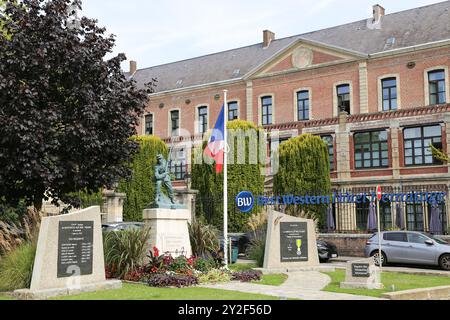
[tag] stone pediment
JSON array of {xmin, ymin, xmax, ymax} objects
[{"xmin": 251, "ymin": 40, "xmax": 363, "ymax": 78}]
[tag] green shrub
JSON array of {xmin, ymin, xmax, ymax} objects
[
  {"xmin": 188, "ymin": 219, "xmax": 220, "ymax": 257},
  {"xmin": 191, "ymin": 120, "xmax": 266, "ymax": 232},
  {"xmin": 0, "ymin": 200, "xmax": 27, "ymax": 225},
  {"xmin": 246, "ymin": 238, "xmax": 266, "ymax": 268},
  {"xmin": 273, "ymin": 134, "xmax": 331, "ymax": 227},
  {"xmin": 193, "ymin": 257, "xmax": 216, "ymax": 273},
  {"xmin": 118, "ymin": 136, "xmax": 168, "ymax": 221},
  {"xmin": 0, "ymin": 242, "xmax": 36, "ymax": 291},
  {"xmin": 103, "ymin": 227, "xmax": 151, "ymax": 279},
  {"xmin": 198, "ymin": 268, "xmax": 232, "ymax": 284}
]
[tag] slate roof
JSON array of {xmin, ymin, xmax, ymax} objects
[{"xmin": 131, "ymin": 1, "xmax": 450, "ymax": 93}]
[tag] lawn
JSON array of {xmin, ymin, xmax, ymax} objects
[
  {"xmin": 0, "ymin": 294, "xmax": 14, "ymax": 300},
  {"xmin": 53, "ymin": 282, "xmax": 280, "ymax": 300},
  {"xmin": 322, "ymin": 270, "xmax": 450, "ymax": 298},
  {"xmin": 253, "ymin": 274, "xmax": 288, "ymax": 286}
]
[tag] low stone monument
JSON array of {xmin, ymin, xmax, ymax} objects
[
  {"xmin": 143, "ymin": 153, "xmax": 191, "ymax": 258},
  {"xmin": 263, "ymin": 210, "xmax": 320, "ymax": 270},
  {"xmin": 14, "ymin": 206, "xmax": 121, "ymax": 299},
  {"xmin": 340, "ymin": 257, "xmax": 383, "ymax": 289}
]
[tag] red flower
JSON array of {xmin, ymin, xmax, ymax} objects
[
  {"xmin": 151, "ymin": 266, "xmax": 158, "ymax": 273},
  {"xmin": 153, "ymin": 246, "xmax": 159, "ymax": 257}
]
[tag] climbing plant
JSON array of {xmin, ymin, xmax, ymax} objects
[
  {"xmin": 273, "ymin": 134, "xmax": 331, "ymax": 226},
  {"xmin": 118, "ymin": 136, "xmax": 168, "ymax": 222},
  {"xmin": 191, "ymin": 120, "xmax": 266, "ymax": 232}
]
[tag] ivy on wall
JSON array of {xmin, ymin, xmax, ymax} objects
[
  {"xmin": 118, "ymin": 136, "xmax": 168, "ymax": 222},
  {"xmin": 273, "ymin": 134, "xmax": 331, "ymax": 227},
  {"xmin": 191, "ymin": 120, "xmax": 266, "ymax": 232}
]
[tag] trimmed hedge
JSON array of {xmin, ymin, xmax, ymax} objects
[
  {"xmin": 191, "ymin": 120, "xmax": 266, "ymax": 232},
  {"xmin": 273, "ymin": 134, "xmax": 331, "ymax": 227},
  {"xmin": 118, "ymin": 136, "xmax": 168, "ymax": 221}
]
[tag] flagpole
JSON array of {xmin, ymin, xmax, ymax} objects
[{"xmin": 223, "ymin": 90, "xmax": 228, "ymax": 268}]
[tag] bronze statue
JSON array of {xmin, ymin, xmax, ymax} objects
[
  {"xmin": 148, "ymin": 152, "xmax": 185, "ymax": 209},
  {"xmin": 155, "ymin": 153, "xmax": 175, "ymax": 205}
]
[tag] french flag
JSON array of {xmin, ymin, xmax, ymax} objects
[{"xmin": 204, "ymin": 105, "xmax": 225, "ymax": 173}]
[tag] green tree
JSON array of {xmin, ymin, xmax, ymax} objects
[
  {"xmin": 273, "ymin": 134, "xmax": 331, "ymax": 226},
  {"xmin": 191, "ymin": 120, "xmax": 266, "ymax": 232},
  {"xmin": 0, "ymin": 0, "xmax": 154, "ymax": 210},
  {"xmin": 118, "ymin": 136, "xmax": 168, "ymax": 222}
]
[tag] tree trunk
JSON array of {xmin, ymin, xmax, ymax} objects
[{"xmin": 33, "ymin": 195, "xmax": 43, "ymax": 212}]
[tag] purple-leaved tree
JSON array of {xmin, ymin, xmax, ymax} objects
[{"xmin": 0, "ymin": 0, "xmax": 154, "ymax": 210}]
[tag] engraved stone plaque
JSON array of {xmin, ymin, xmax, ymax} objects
[
  {"xmin": 57, "ymin": 221, "xmax": 94, "ymax": 278},
  {"xmin": 280, "ymin": 222, "xmax": 308, "ymax": 262}
]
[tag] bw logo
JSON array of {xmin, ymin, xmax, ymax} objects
[{"xmin": 235, "ymin": 191, "xmax": 254, "ymax": 213}]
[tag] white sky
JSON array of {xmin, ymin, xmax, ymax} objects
[{"xmin": 81, "ymin": 0, "xmax": 443, "ymax": 71}]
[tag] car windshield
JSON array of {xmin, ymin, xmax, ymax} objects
[{"xmin": 424, "ymin": 233, "xmax": 448, "ymax": 245}]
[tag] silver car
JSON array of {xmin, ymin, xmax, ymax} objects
[{"xmin": 364, "ymin": 231, "xmax": 450, "ymax": 271}]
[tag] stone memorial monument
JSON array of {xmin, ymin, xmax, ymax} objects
[
  {"xmin": 263, "ymin": 210, "xmax": 320, "ymax": 270},
  {"xmin": 340, "ymin": 257, "xmax": 383, "ymax": 289},
  {"xmin": 14, "ymin": 206, "xmax": 121, "ymax": 299},
  {"xmin": 142, "ymin": 153, "xmax": 191, "ymax": 258}
]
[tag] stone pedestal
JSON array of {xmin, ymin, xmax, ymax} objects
[
  {"xmin": 103, "ymin": 190, "xmax": 126, "ymax": 223},
  {"xmin": 340, "ymin": 257, "xmax": 383, "ymax": 289},
  {"xmin": 263, "ymin": 210, "xmax": 319, "ymax": 270},
  {"xmin": 143, "ymin": 208, "xmax": 192, "ymax": 257},
  {"xmin": 14, "ymin": 206, "xmax": 121, "ymax": 299},
  {"xmin": 174, "ymin": 189, "xmax": 199, "ymax": 223}
]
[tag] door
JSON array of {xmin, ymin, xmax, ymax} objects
[
  {"xmin": 405, "ymin": 233, "xmax": 438, "ymax": 265},
  {"xmin": 383, "ymin": 232, "xmax": 410, "ymax": 263}
]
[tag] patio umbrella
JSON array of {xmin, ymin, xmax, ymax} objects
[
  {"xmin": 326, "ymin": 205, "xmax": 335, "ymax": 231},
  {"xmin": 395, "ymin": 204, "xmax": 405, "ymax": 230},
  {"xmin": 367, "ymin": 202, "xmax": 377, "ymax": 231},
  {"xmin": 429, "ymin": 203, "xmax": 442, "ymax": 235}
]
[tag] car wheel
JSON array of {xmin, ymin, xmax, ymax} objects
[
  {"xmin": 439, "ymin": 254, "xmax": 450, "ymax": 271},
  {"xmin": 371, "ymin": 251, "xmax": 387, "ymax": 266}
]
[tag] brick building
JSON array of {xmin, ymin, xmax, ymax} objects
[{"xmin": 127, "ymin": 2, "xmax": 450, "ymax": 234}]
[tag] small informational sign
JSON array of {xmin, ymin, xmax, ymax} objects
[
  {"xmin": 57, "ymin": 221, "xmax": 94, "ymax": 278},
  {"xmin": 280, "ymin": 222, "xmax": 308, "ymax": 262},
  {"xmin": 352, "ymin": 263, "xmax": 370, "ymax": 278}
]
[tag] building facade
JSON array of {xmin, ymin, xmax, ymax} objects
[{"xmin": 129, "ymin": 3, "xmax": 450, "ymax": 234}]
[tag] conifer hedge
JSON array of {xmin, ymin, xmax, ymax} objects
[
  {"xmin": 191, "ymin": 120, "xmax": 266, "ymax": 232},
  {"xmin": 273, "ymin": 134, "xmax": 331, "ymax": 226},
  {"xmin": 118, "ymin": 136, "xmax": 168, "ymax": 221}
]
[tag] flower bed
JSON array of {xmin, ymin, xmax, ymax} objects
[{"xmin": 109, "ymin": 247, "xmax": 262, "ymax": 288}]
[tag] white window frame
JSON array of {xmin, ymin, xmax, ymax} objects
[
  {"xmin": 258, "ymin": 94, "xmax": 275, "ymax": 126},
  {"xmin": 168, "ymin": 108, "xmax": 181, "ymax": 137},
  {"xmin": 378, "ymin": 74, "xmax": 401, "ymax": 112},
  {"xmin": 424, "ymin": 66, "xmax": 450, "ymax": 106},
  {"xmin": 293, "ymin": 87, "xmax": 312, "ymax": 121},
  {"xmin": 333, "ymin": 81, "xmax": 353, "ymax": 117}
]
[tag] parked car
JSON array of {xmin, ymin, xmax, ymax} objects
[
  {"xmin": 235, "ymin": 232, "xmax": 339, "ymax": 262},
  {"xmin": 317, "ymin": 239, "xmax": 338, "ymax": 263},
  {"xmin": 102, "ymin": 222, "xmax": 145, "ymax": 232},
  {"xmin": 365, "ymin": 231, "xmax": 450, "ymax": 270}
]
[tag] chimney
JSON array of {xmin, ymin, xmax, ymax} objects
[
  {"xmin": 372, "ymin": 4, "xmax": 385, "ymax": 22},
  {"xmin": 129, "ymin": 60, "xmax": 137, "ymax": 75},
  {"xmin": 263, "ymin": 30, "xmax": 275, "ymax": 48}
]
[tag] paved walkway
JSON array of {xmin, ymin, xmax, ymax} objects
[{"xmin": 200, "ymin": 271, "xmax": 385, "ymax": 300}]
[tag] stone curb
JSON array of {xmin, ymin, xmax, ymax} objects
[
  {"xmin": 381, "ymin": 285, "xmax": 450, "ymax": 300},
  {"xmin": 13, "ymin": 280, "xmax": 122, "ymax": 300}
]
